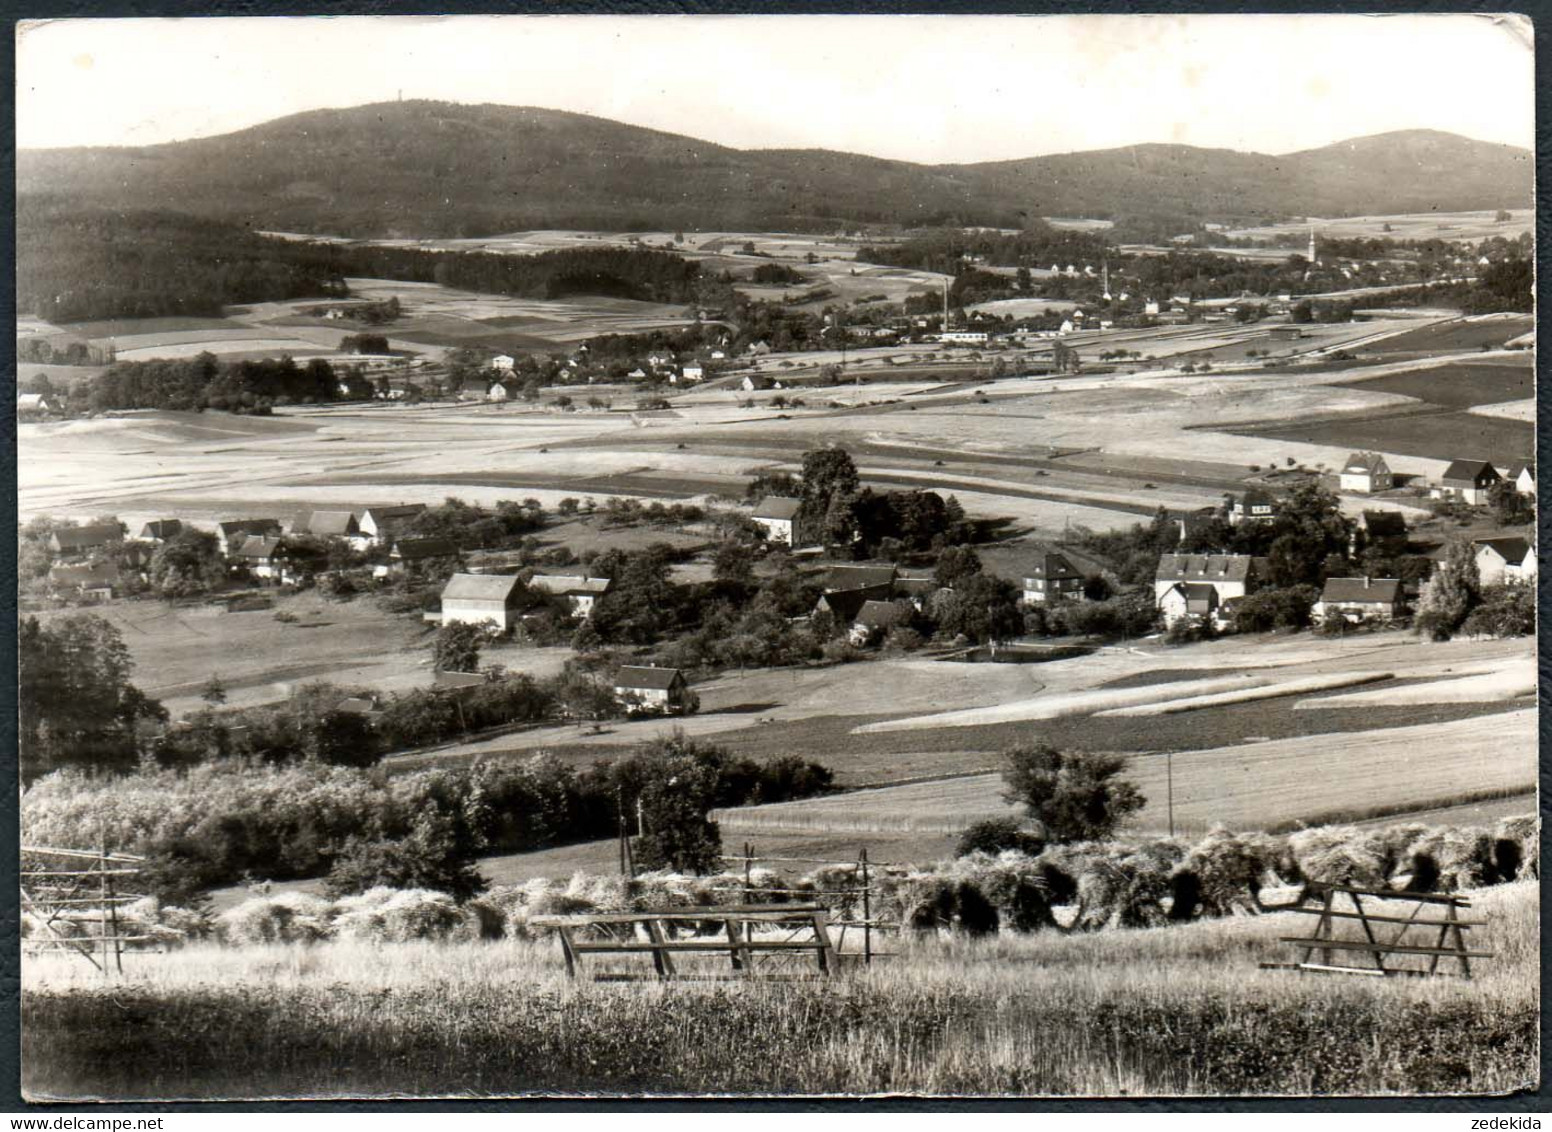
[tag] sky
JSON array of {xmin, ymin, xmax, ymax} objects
[{"xmin": 16, "ymin": 13, "xmax": 1535, "ymax": 162}]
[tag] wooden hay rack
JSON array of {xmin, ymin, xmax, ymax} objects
[
  {"xmin": 21, "ymin": 845, "xmax": 151, "ymax": 975},
  {"xmin": 530, "ymin": 903, "xmax": 843, "ymax": 982},
  {"xmin": 1262, "ymin": 882, "xmax": 1491, "ymax": 979}
]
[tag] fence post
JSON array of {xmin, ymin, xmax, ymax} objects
[
  {"xmin": 744, "ymin": 842, "xmax": 754, "ymax": 901},
  {"xmin": 860, "ymin": 847, "xmax": 872, "ymax": 967},
  {"xmin": 98, "ymin": 842, "xmax": 110, "ymax": 980}
]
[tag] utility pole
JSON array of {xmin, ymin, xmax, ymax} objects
[{"xmin": 1166, "ymin": 750, "xmax": 1175, "ymax": 838}]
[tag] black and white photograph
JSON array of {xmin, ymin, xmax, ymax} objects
[{"xmin": 14, "ymin": 12, "xmax": 1538, "ymax": 1101}]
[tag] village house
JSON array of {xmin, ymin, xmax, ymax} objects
[
  {"xmin": 1154, "ymin": 554, "xmax": 1268, "ymax": 626},
  {"xmin": 1021, "ymin": 551, "xmax": 1085, "ymax": 604},
  {"xmin": 48, "ymin": 523, "xmax": 123, "ymax": 559},
  {"xmin": 1472, "ymin": 537, "xmax": 1537, "ymax": 586},
  {"xmin": 374, "ymin": 536, "xmax": 460, "ymax": 579},
  {"xmin": 938, "ymin": 331, "xmax": 990, "ymax": 345},
  {"xmin": 48, "ymin": 561, "xmax": 120, "ymax": 603},
  {"xmin": 527, "ymin": 574, "xmax": 613, "ymax": 619},
  {"xmin": 487, "ymin": 382, "xmax": 510, "ymax": 402},
  {"xmin": 611, "ymin": 666, "xmax": 691, "ymax": 716},
  {"xmin": 1312, "ymin": 577, "xmax": 1405, "ymax": 626},
  {"xmin": 681, "ymin": 364, "xmax": 704, "ymax": 383},
  {"xmin": 751, "ymin": 496, "xmax": 803, "ymax": 546},
  {"xmin": 432, "ymin": 671, "xmax": 488, "ymax": 693},
  {"xmin": 439, "ymin": 573, "xmax": 525, "ymax": 632},
  {"xmin": 17, "ymin": 392, "xmax": 61, "ymax": 417},
  {"xmin": 1433, "ymin": 459, "xmax": 1501, "ymax": 505},
  {"xmin": 1228, "ymin": 488, "xmax": 1278, "ymax": 526},
  {"xmin": 1502, "ymin": 463, "xmax": 1535, "ymax": 497},
  {"xmin": 231, "ymin": 536, "xmax": 294, "ymax": 583},
  {"xmin": 490, "ymin": 354, "xmax": 515, "ymax": 373},
  {"xmin": 822, "ymin": 565, "xmax": 897, "ymax": 600},
  {"xmin": 1157, "ymin": 582, "xmax": 1222, "ymax": 630},
  {"xmin": 291, "ymin": 510, "xmax": 361, "ymax": 540},
  {"xmin": 1339, "ymin": 452, "xmax": 1393, "ymax": 494},
  {"xmin": 356, "ymin": 504, "xmax": 427, "ymax": 548},
  {"xmin": 848, "ymin": 600, "xmax": 909, "ymax": 647},
  {"xmin": 137, "ymin": 519, "xmax": 184, "ymax": 544},
  {"xmin": 217, "ymin": 518, "xmax": 283, "ymax": 557}
]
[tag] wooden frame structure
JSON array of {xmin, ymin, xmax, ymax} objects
[
  {"xmin": 1262, "ymin": 883, "xmax": 1491, "ymax": 979},
  {"xmin": 21, "ymin": 846, "xmax": 149, "ymax": 975},
  {"xmin": 530, "ymin": 903, "xmax": 841, "ymax": 981}
]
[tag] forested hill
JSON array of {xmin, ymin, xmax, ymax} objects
[{"xmin": 16, "ymin": 101, "xmax": 1533, "ymax": 238}]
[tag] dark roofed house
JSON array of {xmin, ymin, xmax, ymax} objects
[
  {"xmin": 357, "ymin": 504, "xmax": 427, "ymax": 546},
  {"xmin": 1229, "ymin": 488, "xmax": 1277, "ymax": 526},
  {"xmin": 49, "ymin": 523, "xmax": 122, "ymax": 557},
  {"xmin": 376, "ymin": 536, "xmax": 460, "ymax": 579},
  {"xmin": 293, "ymin": 510, "xmax": 361, "ymax": 538},
  {"xmin": 848, "ymin": 599, "xmax": 910, "ymax": 646},
  {"xmin": 1158, "ymin": 582, "xmax": 1219, "ymax": 627},
  {"xmin": 527, "ymin": 574, "xmax": 614, "ymax": 618},
  {"xmin": 48, "ymin": 561, "xmax": 120, "ymax": 603},
  {"xmin": 1339, "ymin": 452, "xmax": 1393, "ymax": 494},
  {"xmin": 1433, "ymin": 459, "xmax": 1500, "ymax": 505},
  {"xmin": 1473, "ymin": 537, "xmax": 1536, "ymax": 585},
  {"xmin": 1359, "ymin": 510, "xmax": 1409, "ymax": 556},
  {"xmin": 611, "ymin": 666, "xmax": 690, "ymax": 716},
  {"xmin": 822, "ymin": 564, "xmax": 897, "ymax": 597},
  {"xmin": 1503, "ymin": 463, "xmax": 1535, "ymax": 497},
  {"xmin": 231, "ymin": 536, "xmax": 293, "ymax": 582},
  {"xmin": 751, "ymin": 496, "xmax": 804, "ymax": 546},
  {"xmin": 138, "ymin": 519, "xmax": 184, "ymax": 543},
  {"xmin": 1313, "ymin": 577, "xmax": 1404, "ymax": 625},
  {"xmin": 814, "ymin": 588, "xmax": 873, "ymax": 626},
  {"xmin": 1021, "ymin": 550, "xmax": 1084, "ymax": 604},
  {"xmin": 440, "ymin": 573, "xmax": 526, "ymax": 632},
  {"xmin": 217, "ymin": 519, "xmax": 283, "ymax": 556}
]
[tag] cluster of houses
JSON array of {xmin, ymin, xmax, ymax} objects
[
  {"xmin": 437, "ymin": 571, "xmax": 615, "ymax": 632},
  {"xmin": 1339, "ymin": 451, "xmax": 1534, "ymax": 503}
]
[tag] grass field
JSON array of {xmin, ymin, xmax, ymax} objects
[
  {"xmin": 1333, "ymin": 360, "xmax": 1533, "ymax": 409},
  {"xmin": 714, "ymin": 708, "xmax": 1536, "ymax": 838},
  {"xmin": 21, "ymin": 879, "xmax": 1538, "ymax": 1098},
  {"xmin": 1229, "ymin": 408, "xmax": 1533, "ymax": 465},
  {"xmin": 1365, "ymin": 316, "xmax": 1533, "ymax": 356}
]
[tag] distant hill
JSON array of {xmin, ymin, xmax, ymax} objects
[{"xmin": 16, "ymin": 102, "xmax": 1533, "ymax": 238}]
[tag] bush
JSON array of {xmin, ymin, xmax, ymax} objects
[
  {"xmin": 1000, "ymin": 745, "xmax": 1146, "ymax": 843},
  {"xmin": 324, "ymin": 812, "xmax": 487, "ymax": 902},
  {"xmin": 955, "ymin": 817, "xmax": 1044, "ymax": 858}
]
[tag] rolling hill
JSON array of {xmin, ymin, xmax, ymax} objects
[{"xmin": 16, "ymin": 101, "xmax": 1533, "ymax": 238}]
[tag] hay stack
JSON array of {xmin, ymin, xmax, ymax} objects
[
  {"xmin": 1172, "ymin": 828, "xmax": 1277, "ymax": 919},
  {"xmin": 333, "ymin": 887, "xmax": 465, "ymax": 942},
  {"xmin": 1287, "ymin": 826, "xmax": 1388, "ymax": 888},
  {"xmin": 1400, "ymin": 826, "xmax": 1496, "ymax": 892},
  {"xmin": 1494, "ymin": 815, "xmax": 1538, "ymax": 880},
  {"xmin": 217, "ymin": 892, "xmax": 335, "ymax": 945}
]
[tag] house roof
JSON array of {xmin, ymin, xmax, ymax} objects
[
  {"xmin": 335, "ymin": 697, "xmax": 380, "ymax": 715},
  {"xmin": 823, "ymin": 565, "xmax": 897, "ymax": 592},
  {"xmin": 1236, "ymin": 488, "xmax": 1276, "ymax": 509},
  {"xmin": 1440, "ymin": 459, "xmax": 1500, "ymax": 484},
  {"xmin": 1473, "ymin": 537, "xmax": 1532, "ymax": 566},
  {"xmin": 614, "ymin": 665, "xmax": 685, "ymax": 691},
  {"xmin": 1361, "ymin": 511, "xmax": 1408, "ymax": 538},
  {"xmin": 218, "ymin": 518, "xmax": 281, "ymax": 540},
  {"xmin": 1023, "ymin": 551, "xmax": 1081, "ymax": 581},
  {"xmin": 854, "ymin": 600, "xmax": 908, "ymax": 629},
  {"xmin": 1319, "ymin": 577, "xmax": 1402, "ymax": 604},
  {"xmin": 817, "ymin": 589, "xmax": 872, "ymax": 623},
  {"xmin": 233, "ymin": 535, "xmax": 284, "ymax": 560},
  {"xmin": 1343, "ymin": 452, "xmax": 1389, "ymax": 475},
  {"xmin": 528, "ymin": 574, "xmax": 612, "ymax": 596},
  {"xmin": 441, "ymin": 573, "xmax": 523, "ymax": 603},
  {"xmin": 296, "ymin": 510, "xmax": 359, "ymax": 537},
  {"xmin": 361, "ymin": 504, "xmax": 426, "ymax": 525},
  {"xmin": 1504, "ymin": 463, "xmax": 1535, "ymax": 480},
  {"xmin": 49, "ymin": 562, "xmax": 120, "ymax": 587},
  {"xmin": 433, "ymin": 671, "xmax": 487, "ymax": 690},
  {"xmin": 753, "ymin": 496, "xmax": 802, "ymax": 521},
  {"xmin": 895, "ymin": 576, "xmax": 938, "ymax": 596},
  {"xmin": 1155, "ymin": 554, "xmax": 1267, "ymax": 583},
  {"xmin": 51, "ymin": 524, "xmax": 121, "ymax": 550},
  {"xmin": 391, "ymin": 536, "xmax": 457, "ymax": 561},
  {"xmin": 139, "ymin": 519, "xmax": 183, "ymax": 539}
]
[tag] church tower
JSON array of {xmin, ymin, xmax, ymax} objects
[{"xmin": 1308, "ymin": 226, "xmax": 1318, "ymax": 266}]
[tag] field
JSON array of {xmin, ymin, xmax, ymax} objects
[
  {"xmin": 1218, "ymin": 209, "xmax": 1535, "ymax": 243},
  {"xmin": 1229, "ymin": 408, "xmax": 1533, "ymax": 465},
  {"xmin": 1364, "ymin": 316, "xmax": 1534, "ymax": 356},
  {"xmin": 21, "ymin": 879, "xmax": 1539, "ymax": 1098},
  {"xmin": 1333, "ymin": 358, "xmax": 1533, "ymax": 409}
]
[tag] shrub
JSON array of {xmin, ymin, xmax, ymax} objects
[
  {"xmin": 955, "ymin": 817, "xmax": 1044, "ymax": 858},
  {"xmin": 216, "ymin": 893, "xmax": 335, "ymax": 945},
  {"xmin": 1000, "ymin": 745, "xmax": 1146, "ymax": 843},
  {"xmin": 324, "ymin": 812, "xmax": 487, "ymax": 902}
]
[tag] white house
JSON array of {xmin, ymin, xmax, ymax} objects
[
  {"xmin": 490, "ymin": 354, "xmax": 515, "ymax": 373},
  {"xmin": 1312, "ymin": 577, "xmax": 1404, "ymax": 625},
  {"xmin": 681, "ymin": 365, "xmax": 705, "ymax": 382},
  {"xmin": 1473, "ymin": 537, "xmax": 1536, "ymax": 586},
  {"xmin": 1433, "ymin": 460, "xmax": 1501, "ymax": 506},
  {"xmin": 1157, "ymin": 582, "xmax": 1221, "ymax": 629},
  {"xmin": 1504, "ymin": 463, "xmax": 1535, "ymax": 497},
  {"xmin": 938, "ymin": 331, "xmax": 989, "ymax": 345},
  {"xmin": 439, "ymin": 573, "xmax": 526, "ymax": 632},
  {"xmin": 612, "ymin": 666, "xmax": 690, "ymax": 716},
  {"xmin": 1021, "ymin": 551, "xmax": 1085, "ymax": 605},
  {"xmin": 751, "ymin": 496, "xmax": 803, "ymax": 546},
  {"xmin": 356, "ymin": 504, "xmax": 426, "ymax": 548},
  {"xmin": 527, "ymin": 574, "xmax": 613, "ymax": 618},
  {"xmin": 1339, "ymin": 452, "xmax": 1393, "ymax": 494},
  {"xmin": 487, "ymin": 382, "xmax": 510, "ymax": 402},
  {"xmin": 1155, "ymin": 554, "xmax": 1268, "ymax": 626}
]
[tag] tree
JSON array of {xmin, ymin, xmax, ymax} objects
[
  {"xmin": 19, "ymin": 614, "xmax": 166, "ymax": 783},
  {"xmin": 1488, "ymin": 480, "xmax": 1534, "ymax": 526},
  {"xmin": 934, "ymin": 545, "xmax": 983, "ymax": 588},
  {"xmin": 200, "ymin": 675, "xmax": 228, "ymax": 707},
  {"xmin": 932, "ymin": 572, "xmax": 1023, "ymax": 644},
  {"xmin": 149, "ymin": 529, "xmax": 226, "ymax": 597},
  {"xmin": 800, "ymin": 447, "xmax": 860, "ymax": 513},
  {"xmin": 712, "ymin": 540, "xmax": 755, "ymax": 587},
  {"xmin": 625, "ymin": 734, "xmax": 727, "ymax": 873},
  {"xmin": 433, "ymin": 621, "xmax": 484, "ymax": 673},
  {"xmin": 1000, "ymin": 744, "xmax": 1145, "ymax": 843},
  {"xmin": 324, "ymin": 810, "xmax": 486, "ymax": 902},
  {"xmin": 1415, "ymin": 539, "xmax": 1481, "ymax": 640}
]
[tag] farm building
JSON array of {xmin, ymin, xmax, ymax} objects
[
  {"xmin": 612, "ymin": 666, "xmax": 691, "ymax": 716},
  {"xmin": 17, "ymin": 392, "xmax": 61, "ymax": 417},
  {"xmin": 1472, "ymin": 537, "xmax": 1536, "ymax": 586},
  {"xmin": 357, "ymin": 504, "xmax": 427, "ymax": 547},
  {"xmin": 375, "ymin": 537, "xmax": 460, "ymax": 578},
  {"xmin": 1502, "ymin": 463, "xmax": 1535, "ymax": 497},
  {"xmin": 490, "ymin": 355, "xmax": 515, "ymax": 373},
  {"xmin": 439, "ymin": 573, "xmax": 526, "ymax": 632},
  {"xmin": 742, "ymin": 375, "xmax": 775, "ymax": 391},
  {"xmin": 1228, "ymin": 489, "xmax": 1277, "ymax": 526},
  {"xmin": 527, "ymin": 574, "xmax": 613, "ymax": 619},
  {"xmin": 822, "ymin": 565, "xmax": 897, "ymax": 598},
  {"xmin": 849, "ymin": 600, "xmax": 910, "ymax": 646},
  {"xmin": 938, "ymin": 331, "xmax": 990, "ymax": 345},
  {"xmin": 1021, "ymin": 551, "xmax": 1085, "ymax": 604},
  {"xmin": 231, "ymin": 536, "xmax": 294, "ymax": 583},
  {"xmin": 1154, "ymin": 554, "xmax": 1269, "ymax": 607},
  {"xmin": 1157, "ymin": 582, "xmax": 1222, "ymax": 629},
  {"xmin": 751, "ymin": 496, "xmax": 803, "ymax": 546},
  {"xmin": 48, "ymin": 524, "xmax": 122, "ymax": 558},
  {"xmin": 1339, "ymin": 452, "xmax": 1393, "ymax": 494},
  {"xmin": 137, "ymin": 519, "xmax": 183, "ymax": 543},
  {"xmin": 292, "ymin": 510, "xmax": 361, "ymax": 539},
  {"xmin": 217, "ymin": 519, "xmax": 283, "ymax": 556},
  {"xmin": 48, "ymin": 561, "xmax": 120, "ymax": 603},
  {"xmin": 681, "ymin": 365, "xmax": 705, "ymax": 382},
  {"xmin": 814, "ymin": 588, "xmax": 874, "ymax": 625},
  {"xmin": 1432, "ymin": 460, "xmax": 1501, "ymax": 505},
  {"xmin": 487, "ymin": 382, "xmax": 510, "ymax": 402},
  {"xmin": 1312, "ymin": 577, "xmax": 1405, "ymax": 626}
]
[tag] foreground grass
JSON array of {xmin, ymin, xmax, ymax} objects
[{"xmin": 23, "ymin": 881, "xmax": 1537, "ymax": 1099}]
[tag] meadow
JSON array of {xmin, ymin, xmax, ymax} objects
[
  {"xmin": 1230, "ymin": 408, "xmax": 1533, "ymax": 465},
  {"xmin": 22, "ymin": 879, "xmax": 1539, "ymax": 1098}
]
